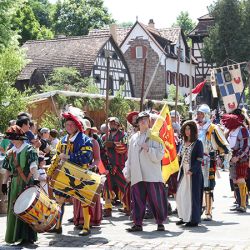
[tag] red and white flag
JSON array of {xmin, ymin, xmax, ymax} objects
[{"xmin": 184, "ymin": 80, "xmax": 206, "ymax": 104}]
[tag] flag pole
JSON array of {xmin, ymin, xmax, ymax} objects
[
  {"xmin": 189, "ymin": 47, "xmax": 193, "ymax": 119},
  {"xmin": 140, "ymin": 54, "xmax": 148, "ymax": 112},
  {"xmin": 105, "ymin": 50, "xmax": 111, "ymax": 142},
  {"xmin": 174, "ymin": 33, "xmax": 181, "ymax": 119}
]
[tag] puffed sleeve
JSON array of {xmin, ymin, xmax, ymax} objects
[
  {"xmin": 69, "ymin": 135, "xmax": 93, "ymax": 165},
  {"xmin": 147, "ymin": 140, "xmax": 165, "ymax": 163}
]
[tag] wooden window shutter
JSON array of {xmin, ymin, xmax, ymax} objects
[{"xmin": 131, "ymin": 47, "xmax": 136, "ymax": 59}]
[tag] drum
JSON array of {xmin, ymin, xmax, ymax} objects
[
  {"xmin": 13, "ymin": 186, "xmax": 61, "ymax": 233},
  {"xmin": 49, "ymin": 161, "xmax": 104, "ymax": 207}
]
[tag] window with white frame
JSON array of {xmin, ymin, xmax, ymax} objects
[{"xmin": 136, "ymin": 46, "xmax": 143, "ymax": 59}]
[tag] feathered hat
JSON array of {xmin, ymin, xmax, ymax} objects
[
  {"xmin": 126, "ymin": 111, "xmax": 139, "ymax": 125},
  {"xmin": 5, "ymin": 125, "xmax": 28, "ymax": 140},
  {"xmin": 62, "ymin": 106, "xmax": 85, "ymax": 132}
]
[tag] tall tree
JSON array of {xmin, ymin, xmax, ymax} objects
[
  {"xmin": 203, "ymin": 0, "xmax": 244, "ymax": 65},
  {"xmin": 241, "ymin": 0, "xmax": 250, "ymax": 60},
  {"xmin": 0, "ymin": 0, "xmax": 22, "ymax": 51},
  {"xmin": 0, "ymin": 47, "xmax": 27, "ymax": 131},
  {"xmin": 172, "ymin": 11, "xmax": 196, "ymax": 36},
  {"xmin": 12, "ymin": 2, "xmax": 53, "ymax": 45},
  {"xmin": 52, "ymin": 0, "xmax": 113, "ymax": 36},
  {"xmin": 28, "ymin": 0, "xmax": 53, "ymax": 28}
]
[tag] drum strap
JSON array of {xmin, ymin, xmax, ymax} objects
[{"xmin": 12, "ymin": 152, "xmax": 32, "ymax": 184}]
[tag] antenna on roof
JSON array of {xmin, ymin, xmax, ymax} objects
[{"xmin": 136, "ymin": 16, "xmax": 138, "ymax": 21}]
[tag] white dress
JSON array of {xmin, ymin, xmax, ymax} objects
[{"xmin": 176, "ymin": 143, "xmax": 193, "ymax": 222}]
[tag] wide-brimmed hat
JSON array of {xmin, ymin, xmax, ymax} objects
[
  {"xmin": 81, "ymin": 119, "xmax": 98, "ymax": 133},
  {"xmin": 126, "ymin": 111, "xmax": 139, "ymax": 125},
  {"xmin": 5, "ymin": 125, "xmax": 28, "ymax": 140},
  {"xmin": 136, "ymin": 111, "xmax": 150, "ymax": 123},
  {"xmin": 108, "ymin": 117, "xmax": 120, "ymax": 125},
  {"xmin": 62, "ymin": 112, "xmax": 83, "ymax": 132}
]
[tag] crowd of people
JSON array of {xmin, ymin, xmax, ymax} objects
[{"xmin": 0, "ymin": 104, "xmax": 249, "ymax": 246}]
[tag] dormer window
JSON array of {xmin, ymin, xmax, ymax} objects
[{"xmin": 136, "ymin": 46, "xmax": 143, "ymax": 59}]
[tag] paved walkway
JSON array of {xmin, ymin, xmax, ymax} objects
[{"xmin": 0, "ymin": 171, "xmax": 250, "ymax": 249}]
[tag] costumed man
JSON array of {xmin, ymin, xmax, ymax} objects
[
  {"xmin": 73, "ymin": 119, "xmax": 103, "ymax": 228},
  {"xmin": 120, "ymin": 111, "xmax": 139, "ymax": 216},
  {"xmin": 221, "ymin": 109, "xmax": 249, "ymax": 213},
  {"xmin": 102, "ymin": 117, "xmax": 128, "ymax": 217},
  {"xmin": 196, "ymin": 104, "xmax": 231, "ymax": 221},
  {"xmin": 2, "ymin": 125, "xmax": 39, "ymax": 245},
  {"xmin": 124, "ymin": 111, "xmax": 167, "ymax": 232},
  {"xmin": 47, "ymin": 109, "xmax": 93, "ymax": 236}
]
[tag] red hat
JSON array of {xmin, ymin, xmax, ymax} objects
[
  {"xmin": 62, "ymin": 112, "xmax": 83, "ymax": 132},
  {"xmin": 5, "ymin": 125, "xmax": 28, "ymax": 140},
  {"xmin": 126, "ymin": 111, "xmax": 139, "ymax": 125}
]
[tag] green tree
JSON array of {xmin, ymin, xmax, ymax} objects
[
  {"xmin": 0, "ymin": 47, "xmax": 27, "ymax": 131},
  {"xmin": 43, "ymin": 67, "xmax": 93, "ymax": 92},
  {"xmin": 28, "ymin": 0, "xmax": 53, "ymax": 28},
  {"xmin": 172, "ymin": 11, "xmax": 196, "ymax": 36},
  {"xmin": 12, "ymin": 2, "xmax": 53, "ymax": 45},
  {"xmin": 0, "ymin": 0, "xmax": 22, "ymax": 51},
  {"xmin": 166, "ymin": 85, "xmax": 188, "ymax": 118},
  {"xmin": 241, "ymin": 0, "xmax": 250, "ymax": 60},
  {"xmin": 109, "ymin": 88, "xmax": 140, "ymax": 126},
  {"xmin": 203, "ymin": 0, "xmax": 244, "ymax": 65},
  {"xmin": 52, "ymin": 0, "xmax": 113, "ymax": 36},
  {"xmin": 40, "ymin": 111, "xmax": 62, "ymax": 131}
]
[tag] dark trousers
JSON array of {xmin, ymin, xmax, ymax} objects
[{"xmin": 131, "ymin": 181, "xmax": 168, "ymax": 226}]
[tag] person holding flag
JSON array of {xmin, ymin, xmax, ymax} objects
[{"xmin": 124, "ymin": 111, "xmax": 167, "ymax": 232}]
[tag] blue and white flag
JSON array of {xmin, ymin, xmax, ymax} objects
[{"xmin": 214, "ymin": 64, "xmax": 245, "ymax": 113}]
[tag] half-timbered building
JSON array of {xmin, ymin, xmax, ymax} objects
[
  {"xmin": 17, "ymin": 34, "xmax": 134, "ymax": 97},
  {"xmin": 189, "ymin": 14, "xmax": 215, "ymax": 105},
  {"xmin": 90, "ymin": 21, "xmax": 196, "ymax": 101}
]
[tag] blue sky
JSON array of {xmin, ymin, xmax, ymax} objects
[{"xmin": 49, "ymin": 0, "xmax": 215, "ymax": 28}]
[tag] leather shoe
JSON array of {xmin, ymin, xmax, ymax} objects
[
  {"xmin": 236, "ymin": 206, "xmax": 246, "ymax": 213},
  {"xmin": 185, "ymin": 222, "xmax": 198, "ymax": 227},
  {"xmin": 126, "ymin": 225, "xmax": 142, "ymax": 232},
  {"xmin": 79, "ymin": 228, "xmax": 91, "ymax": 236},
  {"xmin": 203, "ymin": 214, "xmax": 212, "ymax": 221},
  {"xmin": 103, "ymin": 208, "xmax": 112, "ymax": 217},
  {"xmin": 157, "ymin": 224, "xmax": 165, "ymax": 231},
  {"xmin": 68, "ymin": 217, "xmax": 74, "ymax": 223},
  {"xmin": 176, "ymin": 220, "xmax": 185, "ymax": 225}
]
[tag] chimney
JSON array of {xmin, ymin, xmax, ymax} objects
[
  {"xmin": 109, "ymin": 23, "xmax": 117, "ymax": 43},
  {"xmin": 148, "ymin": 19, "xmax": 155, "ymax": 29}
]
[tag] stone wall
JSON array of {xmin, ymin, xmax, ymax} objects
[{"xmin": 123, "ymin": 38, "xmax": 166, "ymax": 100}]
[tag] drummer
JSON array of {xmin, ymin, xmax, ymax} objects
[
  {"xmin": 1, "ymin": 125, "xmax": 39, "ymax": 245},
  {"xmin": 47, "ymin": 109, "xmax": 93, "ymax": 235}
]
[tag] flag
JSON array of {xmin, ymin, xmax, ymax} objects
[
  {"xmin": 184, "ymin": 80, "xmax": 206, "ymax": 104},
  {"xmin": 215, "ymin": 64, "xmax": 245, "ymax": 113},
  {"xmin": 149, "ymin": 104, "xmax": 179, "ymax": 183}
]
